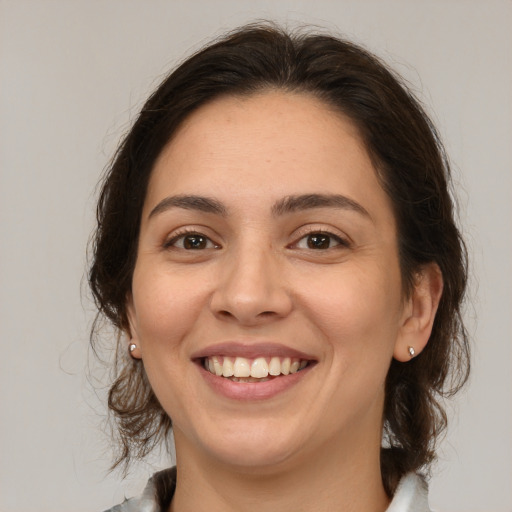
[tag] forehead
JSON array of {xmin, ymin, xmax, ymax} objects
[{"xmin": 145, "ymin": 91, "xmax": 393, "ymax": 224}]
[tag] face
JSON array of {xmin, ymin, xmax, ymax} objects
[{"xmin": 127, "ymin": 92, "xmax": 413, "ymax": 472}]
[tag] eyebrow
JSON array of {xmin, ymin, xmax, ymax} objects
[
  {"xmin": 148, "ymin": 193, "xmax": 370, "ymax": 220},
  {"xmin": 148, "ymin": 195, "xmax": 227, "ymax": 219},
  {"xmin": 271, "ymin": 194, "xmax": 370, "ymax": 218}
]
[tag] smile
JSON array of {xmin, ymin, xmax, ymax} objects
[{"xmin": 203, "ymin": 356, "xmax": 309, "ymax": 381}]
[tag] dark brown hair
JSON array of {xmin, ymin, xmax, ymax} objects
[{"xmin": 89, "ymin": 23, "xmax": 469, "ymax": 495}]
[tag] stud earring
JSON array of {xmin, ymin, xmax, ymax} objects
[
  {"xmin": 408, "ymin": 346, "xmax": 416, "ymax": 358},
  {"xmin": 129, "ymin": 343, "xmax": 137, "ymax": 355}
]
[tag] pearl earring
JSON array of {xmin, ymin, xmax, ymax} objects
[{"xmin": 408, "ymin": 346, "xmax": 415, "ymax": 358}]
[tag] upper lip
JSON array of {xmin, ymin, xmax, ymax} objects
[{"xmin": 191, "ymin": 342, "xmax": 317, "ymax": 361}]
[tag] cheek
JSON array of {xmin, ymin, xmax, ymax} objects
[
  {"xmin": 297, "ymin": 260, "xmax": 403, "ymax": 357},
  {"xmin": 129, "ymin": 266, "xmax": 212, "ymax": 418},
  {"xmin": 131, "ymin": 264, "xmax": 210, "ymax": 350}
]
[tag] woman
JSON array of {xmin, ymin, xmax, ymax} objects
[{"xmin": 89, "ymin": 23, "xmax": 469, "ymax": 512}]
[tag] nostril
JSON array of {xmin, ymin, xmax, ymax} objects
[{"xmin": 211, "ymin": 284, "xmax": 293, "ymax": 324}]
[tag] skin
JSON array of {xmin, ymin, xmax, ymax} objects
[{"xmin": 127, "ymin": 91, "xmax": 442, "ymax": 512}]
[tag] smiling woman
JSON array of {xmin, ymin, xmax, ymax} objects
[{"xmin": 89, "ymin": 23, "xmax": 469, "ymax": 512}]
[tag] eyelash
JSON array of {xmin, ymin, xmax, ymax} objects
[
  {"xmin": 290, "ymin": 230, "xmax": 351, "ymax": 251},
  {"xmin": 164, "ymin": 228, "xmax": 220, "ymax": 250},
  {"xmin": 164, "ymin": 228, "xmax": 350, "ymax": 251}
]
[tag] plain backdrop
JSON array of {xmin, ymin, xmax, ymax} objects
[{"xmin": 1, "ymin": 1, "xmax": 511, "ymax": 511}]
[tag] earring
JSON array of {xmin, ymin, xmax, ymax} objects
[
  {"xmin": 129, "ymin": 343, "xmax": 137, "ymax": 355},
  {"xmin": 408, "ymin": 346, "xmax": 416, "ymax": 358}
]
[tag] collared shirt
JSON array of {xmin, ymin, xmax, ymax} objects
[{"xmin": 103, "ymin": 468, "xmax": 431, "ymax": 512}]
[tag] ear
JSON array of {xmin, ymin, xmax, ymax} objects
[
  {"xmin": 125, "ymin": 293, "xmax": 142, "ymax": 360},
  {"xmin": 394, "ymin": 263, "xmax": 443, "ymax": 362}
]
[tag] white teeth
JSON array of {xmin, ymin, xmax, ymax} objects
[
  {"xmin": 222, "ymin": 357, "xmax": 234, "ymax": 377},
  {"xmin": 281, "ymin": 357, "xmax": 291, "ymax": 375},
  {"xmin": 268, "ymin": 356, "xmax": 281, "ymax": 376},
  {"xmin": 290, "ymin": 360, "xmax": 300, "ymax": 374},
  {"xmin": 205, "ymin": 355, "xmax": 309, "ymax": 379},
  {"xmin": 212, "ymin": 356, "xmax": 223, "ymax": 376},
  {"xmin": 231, "ymin": 376, "xmax": 272, "ymax": 383},
  {"xmin": 251, "ymin": 357, "xmax": 269, "ymax": 378},
  {"xmin": 233, "ymin": 357, "xmax": 251, "ymax": 378}
]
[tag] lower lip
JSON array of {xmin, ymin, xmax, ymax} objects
[{"xmin": 198, "ymin": 363, "xmax": 314, "ymax": 401}]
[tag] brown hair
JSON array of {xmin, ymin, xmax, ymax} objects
[{"xmin": 89, "ymin": 23, "xmax": 469, "ymax": 495}]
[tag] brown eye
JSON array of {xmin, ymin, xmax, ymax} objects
[
  {"xmin": 307, "ymin": 234, "xmax": 331, "ymax": 249},
  {"xmin": 168, "ymin": 233, "xmax": 217, "ymax": 250},
  {"xmin": 294, "ymin": 232, "xmax": 348, "ymax": 250},
  {"xmin": 183, "ymin": 234, "xmax": 208, "ymax": 249}
]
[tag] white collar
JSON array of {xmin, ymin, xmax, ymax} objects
[{"xmin": 386, "ymin": 473, "xmax": 431, "ymax": 512}]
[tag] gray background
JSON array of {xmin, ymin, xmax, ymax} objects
[{"xmin": 1, "ymin": 1, "xmax": 511, "ymax": 511}]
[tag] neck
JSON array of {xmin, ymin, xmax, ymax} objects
[{"xmin": 169, "ymin": 427, "xmax": 389, "ymax": 512}]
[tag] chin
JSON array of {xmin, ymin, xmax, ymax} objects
[
  {"xmin": 208, "ymin": 443, "xmax": 298, "ymax": 473},
  {"xmin": 190, "ymin": 418, "xmax": 308, "ymax": 472}
]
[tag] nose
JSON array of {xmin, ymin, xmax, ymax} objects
[{"xmin": 210, "ymin": 242, "xmax": 293, "ymax": 326}]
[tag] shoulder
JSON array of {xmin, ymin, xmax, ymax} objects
[
  {"xmin": 101, "ymin": 467, "xmax": 177, "ymax": 512},
  {"xmin": 386, "ymin": 473, "xmax": 431, "ymax": 512}
]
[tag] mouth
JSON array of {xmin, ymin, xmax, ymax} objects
[
  {"xmin": 202, "ymin": 355, "xmax": 312, "ymax": 383},
  {"xmin": 192, "ymin": 342, "xmax": 317, "ymax": 399}
]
